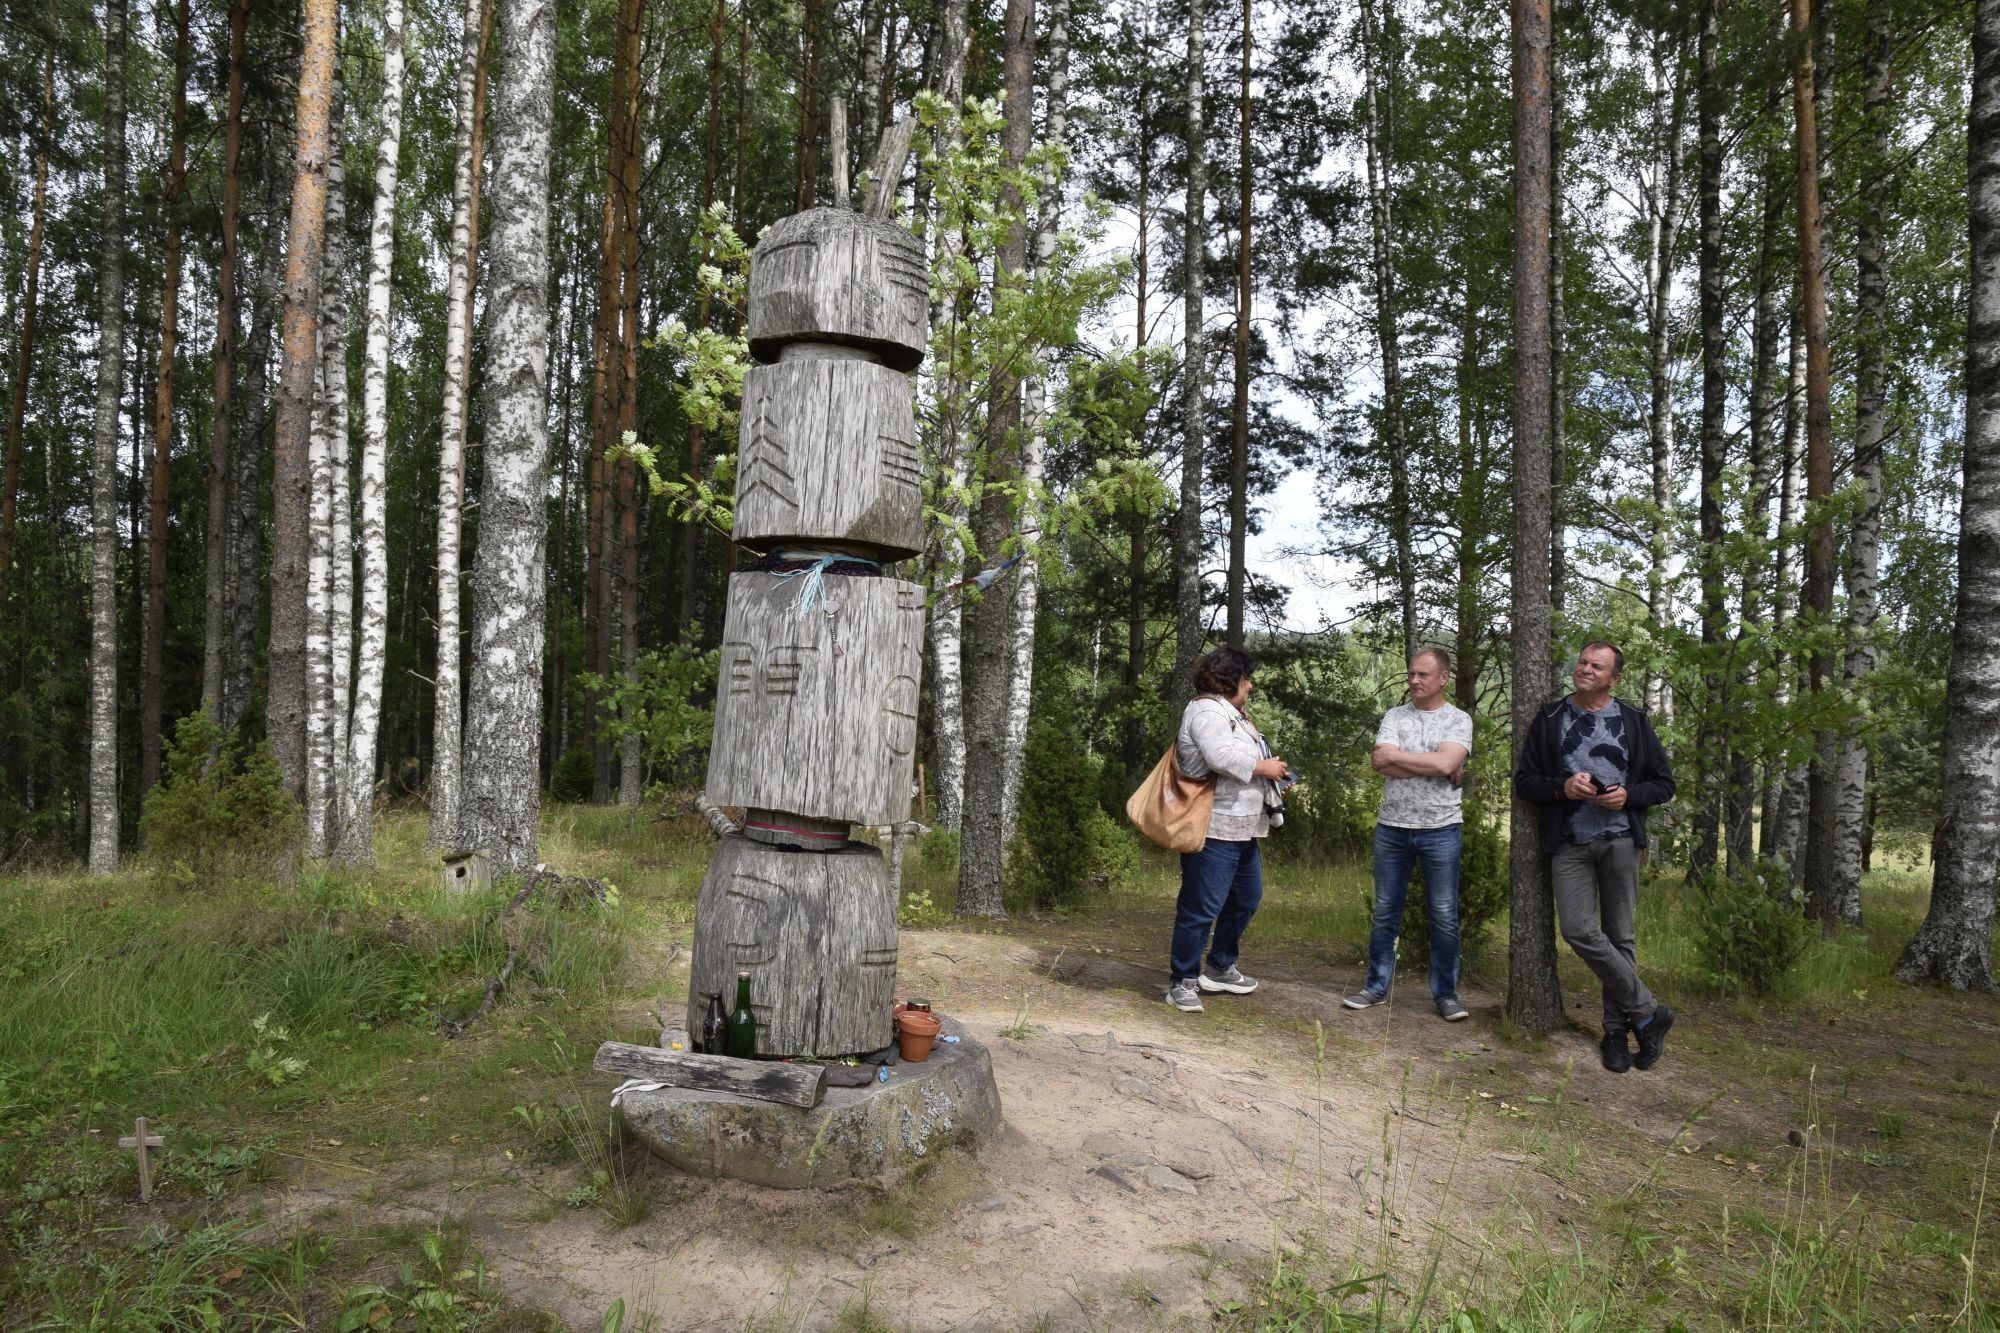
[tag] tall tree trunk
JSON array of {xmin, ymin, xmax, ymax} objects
[
  {"xmin": 226, "ymin": 133, "xmax": 289, "ymax": 736},
  {"xmin": 796, "ymin": 0, "xmax": 824, "ymax": 210},
  {"xmin": 307, "ymin": 101, "xmax": 350, "ymax": 859},
  {"xmin": 141, "ymin": 0, "xmax": 192, "ymax": 800},
  {"xmin": 1224, "ymin": 0, "xmax": 1251, "ymax": 648},
  {"xmin": 923, "ymin": 0, "xmax": 970, "ymax": 832},
  {"xmin": 1169, "ymin": 0, "xmax": 1208, "ymax": 708},
  {"xmin": 1731, "ymin": 114, "xmax": 1784, "ymax": 878},
  {"xmin": 856, "ymin": 0, "xmax": 886, "ymax": 178},
  {"xmin": 1792, "ymin": 0, "xmax": 1840, "ymax": 930},
  {"xmin": 1001, "ymin": 0, "xmax": 1070, "ymax": 845},
  {"xmin": 1547, "ymin": 13, "xmax": 1565, "ymax": 685},
  {"xmin": 679, "ymin": 0, "xmax": 729, "ymax": 641},
  {"xmin": 1764, "ymin": 308, "xmax": 1809, "ymax": 868},
  {"xmin": 89, "ymin": 0, "xmax": 131, "ymax": 875},
  {"xmin": 430, "ymin": 0, "xmax": 491, "ymax": 847},
  {"xmin": 1641, "ymin": 23, "xmax": 1688, "ymax": 717},
  {"xmin": 1359, "ymin": 0, "xmax": 1414, "ymax": 661},
  {"xmin": 1, "ymin": 41, "xmax": 53, "ymax": 601},
  {"xmin": 269, "ymin": 0, "xmax": 342, "ymax": 802},
  {"xmin": 958, "ymin": 0, "xmax": 1035, "ymax": 918},
  {"xmin": 460, "ymin": 0, "xmax": 557, "ymax": 875},
  {"xmin": 1685, "ymin": 0, "xmax": 1725, "ymax": 886},
  {"xmin": 201, "ymin": 0, "xmax": 249, "ymax": 719},
  {"xmin": 616, "ymin": 0, "xmax": 648, "ymax": 807},
  {"xmin": 1507, "ymin": 0, "xmax": 1561, "ymax": 1032},
  {"xmin": 1897, "ymin": 0, "xmax": 2000, "ymax": 990},
  {"xmin": 336, "ymin": 0, "xmax": 406, "ymax": 865},
  {"xmin": 1830, "ymin": 7, "xmax": 1891, "ymax": 924}
]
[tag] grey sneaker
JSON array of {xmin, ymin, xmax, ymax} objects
[
  {"xmin": 1198, "ymin": 964, "xmax": 1258, "ymax": 995},
  {"xmin": 1166, "ymin": 979, "xmax": 1205, "ymax": 1012},
  {"xmin": 1435, "ymin": 995, "xmax": 1470, "ymax": 1022},
  {"xmin": 1342, "ymin": 989, "xmax": 1389, "ymax": 1010}
]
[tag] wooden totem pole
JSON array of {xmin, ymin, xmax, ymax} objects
[{"xmin": 686, "ymin": 204, "xmax": 929, "ymax": 1059}]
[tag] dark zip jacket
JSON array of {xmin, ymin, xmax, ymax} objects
[{"xmin": 1512, "ymin": 696, "xmax": 1676, "ymax": 852}]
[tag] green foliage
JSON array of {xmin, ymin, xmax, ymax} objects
[
  {"xmin": 1010, "ymin": 708, "xmax": 1140, "ymax": 912},
  {"xmin": 1695, "ymin": 861, "xmax": 1812, "ymax": 998},
  {"xmin": 550, "ymin": 745, "xmax": 595, "ymax": 802},
  {"xmin": 138, "ymin": 710, "xmax": 301, "ymax": 887},
  {"xmin": 244, "ymin": 1012, "xmax": 308, "ymax": 1086},
  {"xmin": 577, "ymin": 645, "xmax": 719, "ymax": 790}
]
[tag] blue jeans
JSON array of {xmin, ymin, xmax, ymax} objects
[
  {"xmin": 1364, "ymin": 824, "xmax": 1462, "ymax": 1000},
  {"xmin": 1170, "ymin": 837, "xmax": 1264, "ymax": 982}
]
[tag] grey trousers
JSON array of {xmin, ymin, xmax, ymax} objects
[{"xmin": 1550, "ymin": 837, "xmax": 1657, "ymax": 1033}]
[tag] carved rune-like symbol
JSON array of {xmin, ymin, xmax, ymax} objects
[
  {"xmin": 882, "ymin": 673, "xmax": 919, "ymax": 756},
  {"xmin": 761, "ymin": 645, "xmax": 815, "ymax": 696},
  {"xmin": 880, "ymin": 238, "xmax": 928, "ymax": 322},
  {"xmin": 723, "ymin": 872, "xmax": 783, "ymax": 966},
  {"xmin": 723, "ymin": 639, "xmax": 756, "ymax": 695},
  {"xmin": 738, "ymin": 390, "xmax": 797, "ymax": 511},
  {"xmin": 878, "ymin": 428, "xmax": 921, "ymax": 493}
]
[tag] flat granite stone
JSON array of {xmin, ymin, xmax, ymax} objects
[{"xmin": 615, "ymin": 1017, "xmax": 1002, "ymax": 1189}]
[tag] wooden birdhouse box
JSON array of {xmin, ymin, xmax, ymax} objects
[{"xmin": 440, "ymin": 848, "xmax": 493, "ymax": 897}]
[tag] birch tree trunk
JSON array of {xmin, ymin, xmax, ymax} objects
[
  {"xmin": 0, "ymin": 42, "xmax": 53, "ymax": 599},
  {"xmin": 1002, "ymin": 0, "xmax": 1070, "ymax": 845},
  {"xmin": 1763, "ymin": 312, "xmax": 1808, "ymax": 869},
  {"xmin": 201, "ymin": 0, "xmax": 250, "ymax": 719},
  {"xmin": 1792, "ymin": 0, "xmax": 1841, "ymax": 930},
  {"xmin": 1685, "ymin": 0, "xmax": 1724, "ymax": 886},
  {"xmin": 1830, "ymin": 9, "xmax": 1891, "ymax": 924},
  {"xmin": 89, "ymin": 0, "xmax": 130, "ymax": 876},
  {"xmin": 269, "ymin": 0, "xmax": 343, "ymax": 802},
  {"xmin": 430, "ymin": 0, "xmax": 489, "ymax": 848},
  {"xmin": 1641, "ymin": 25, "xmax": 1687, "ymax": 718},
  {"xmin": 958, "ymin": 0, "xmax": 1035, "ymax": 918},
  {"xmin": 460, "ymin": 0, "xmax": 557, "ymax": 876},
  {"xmin": 1507, "ymin": 0, "xmax": 1561, "ymax": 1032},
  {"xmin": 924, "ymin": 0, "xmax": 970, "ymax": 833},
  {"xmin": 307, "ymin": 105, "xmax": 350, "ymax": 859},
  {"xmin": 336, "ymin": 0, "xmax": 407, "ymax": 866},
  {"xmin": 1897, "ymin": 0, "xmax": 2000, "ymax": 990},
  {"xmin": 1169, "ymin": 0, "xmax": 1208, "ymax": 708}
]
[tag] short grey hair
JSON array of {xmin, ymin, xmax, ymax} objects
[{"xmin": 1411, "ymin": 645, "xmax": 1452, "ymax": 674}]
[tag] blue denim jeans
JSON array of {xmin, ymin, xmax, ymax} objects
[
  {"xmin": 1364, "ymin": 823, "xmax": 1463, "ymax": 1000},
  {"xmin": 1170, "ymin": 837, "xmax": 1264, "ymax": 982}
]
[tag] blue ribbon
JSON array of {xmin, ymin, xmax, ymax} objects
[{"xmin": 770, "ymin": 549, "xmax": 882, "ymax": 616}]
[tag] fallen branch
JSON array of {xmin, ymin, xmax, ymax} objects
[{"xmin": 443, "ymin": 864, "xmax": 609, "ymax": 1039}]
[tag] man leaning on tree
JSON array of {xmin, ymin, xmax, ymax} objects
[
  {"xmin": 1344, "ymin": 646, "xmax": 1475, "ymax": 1023},
  {"xmin": 1514, "ymin": 640, "xmax": 1678, "ymax": 1073}
]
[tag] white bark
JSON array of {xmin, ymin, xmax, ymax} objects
[
  {"xmin": 1767, "ymin": 316, "xmax": 1810, "ymax": 874},
  {"xmin": 460, "ymin": 0, "xmax": 556, "ymax": 876},
  {"xmin": 306, "ymin": 106, "xmax": 350, "ymax": 860},
  {"xmin": 1001, "ymin": 0, "xmax": 1070, "ymax": 845},
  {"xmin": 430, "ymin": 0, "xmax": 485, "ymax": 850},
  {"xmin": 1641, "ymin": 27, "xmax": 1687, "ymax": 719},
  {"xmin": 336, "ymin": 0, "xmax": 406, "ymax": 866},
  {"xmin": 89, "ymin": 0, "xmax": 128, "ymax": 876}
]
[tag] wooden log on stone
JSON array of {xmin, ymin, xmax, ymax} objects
[
  {"xmin": 748, "ymin": 208, "xmax": 928, "ymax": 371},
  {"xmin": 595, "ymin": 1041, "xmax": 828, "ymax": 1108},
  {"xmin": 685, "ymin": 833, "xmax": 899, "ymax": 1057},
  {"xmin": 736, "ymin": 353, "xmax": 921, "ymax": 558},
  {"xmin": 706, "ymin": 571, "xmax": 923, "ymax": 827}
]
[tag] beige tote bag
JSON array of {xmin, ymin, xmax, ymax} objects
[{"xmin": 1126, "ymin": 746, "xmax": 1215, "ymax": 854}]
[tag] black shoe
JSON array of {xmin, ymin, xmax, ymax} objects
[
  {"xmin": 1600, "ymin": 1029, "xmax": 1632, "ymax": 1074},
  {"xmin": 1633, "ymin": 1005, "xmax": 1674, "ymax": 1070}
]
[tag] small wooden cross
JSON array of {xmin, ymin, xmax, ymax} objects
[{"xmin": 118, "ymin": 1116, "xmax": 165, "ymax": 1203}]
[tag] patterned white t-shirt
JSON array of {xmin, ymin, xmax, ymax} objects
[{"xmin": 1373, "ymin": 702, "xmax": 1475, "ymax": 830}]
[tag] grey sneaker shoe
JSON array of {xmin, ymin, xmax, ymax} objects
[
  {"xmin": 1342, "ymin": 989, "xmax": 1389, "ymax": 1010},
  {"xmin": 1435, "ymin": 995, "xmax": 1470, "ymax": 1022},
  {"xmin": 1198, "ymin": 964, "xmax": 1258, "ymax": 994},
  {"xmin": 1166, "ymin": 979, "xmax": 1205, "ymax": 1012}
]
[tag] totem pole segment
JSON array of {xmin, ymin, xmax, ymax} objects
[{"xmin": 747, "ymin": 208, "xmax": 929, "ymax": 371}]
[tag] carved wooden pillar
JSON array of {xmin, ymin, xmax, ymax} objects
[{"xmin": 688, "ymin": 206, "xmax": 929, "ymax": 1058}]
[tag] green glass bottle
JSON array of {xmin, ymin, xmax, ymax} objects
[{"xmin": 726, "ymin": 970, "xmax": 758, "ymax": 1058}]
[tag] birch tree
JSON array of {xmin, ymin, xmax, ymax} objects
[
  {"xmin": 336, "ymin": 0, "xmax": 408, "ymax": 866},
  {"xmin": 460, "ymin": 0, "xmax": 557, "ymax": 875},
  {"xmin": 306, "ymin": 103, "xmax": 351, "ymax": 859},
  {"xmin": 430, "ymin": 0, "xmax": 489, "ymax": 848},
  {"xmin": 89, "ymin": 0, "xmax": 130, "ymax": 876},
  {"xmin": 1641, "ymin": 21, "xmax": 1688, "ymax": 717},
  {"xmin": 1897, "ymin": 0, "xmax": 2000, "ymax": 991}
]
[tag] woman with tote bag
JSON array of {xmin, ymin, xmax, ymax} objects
[{"xmin": 1161, "ymin": 648, "xmax": 1292, "ymax": 1013}]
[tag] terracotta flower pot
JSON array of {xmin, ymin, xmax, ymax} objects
[{"xmin": 895, "ymin": 1009, "xmax": 942, "ymax": 1063}]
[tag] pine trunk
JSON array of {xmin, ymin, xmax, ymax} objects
[
  {"xmin": 958, "ymin": 0, "xmax": 1035, "ymax": 918},
  {"xmin": 89, "ymin": 0, "xmax": 130, "ymax": 876},
  {"xmin": 1830, "ymin": 9, "xmax": 1891, "ymax": 924},
  {"xmin": 1793, "ymin": 0, "xmax": 1841, "ymax": 930},
  {"xmin": 337, "ymin": 0, "xmax": 407, "ymax": 865},
  {"xmin": 269, "ymin": 0, "xmax": 343, "ymax": 802},
  {"xmin": 1685, "ymin": 0, "xmax": 1725, "ymax": 886},
  {"xmin": 1897, "ymin": 0, "xmax": 2000, "ymax": 990},
  {"xmin": 1547, "ymin": 20, "xmax": 1565, "ymax": 681},
  {"xmin": 1169, "ymin": 0, "xmax": 1208, "ymax": 707},
  {"xmin": 460, "ymin": 0, "xmax": 557, "ymax": 875},
  {"xmin": 1360, "ymin": 0, "xmax": 1414, "ymax": 661},
  {"xmin": 1507, "ymin": 0, "xmax": 1561, "ymax": 1032},
  {"xmin": 201, "ymin": 0, "xmax": 249, "ymax": 719},
  {"xmin": 0, "ymin": 43, "xmax": 52, "ymax": 599},
  {"xmin": 1224, "ymin": 0, "xmax": 1251, "ymax": 648},
  {"xmin": 430, "ymin": 0, "xmax": 490, "ymax": 848}
]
